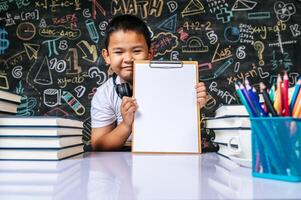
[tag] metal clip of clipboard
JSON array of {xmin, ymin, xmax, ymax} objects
[{"xmin": 149, "ymin": 61, "xmax": 183, "ymax": 68}]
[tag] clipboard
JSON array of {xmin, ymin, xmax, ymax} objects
[{"xmin": 132, "ymin": 60, "xmax": 201, "ymax": 154}]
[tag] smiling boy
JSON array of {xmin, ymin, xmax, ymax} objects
[{"xmin": 91, "ymin": 15, "xmax": 207, "ymax": 151}]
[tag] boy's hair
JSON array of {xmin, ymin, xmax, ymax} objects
[{"xmin": 104, "ymin": 14, "xmax": 151, "ymax": 49}]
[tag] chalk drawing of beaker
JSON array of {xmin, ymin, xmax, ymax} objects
[{"xmin": 44, "ymin": 88, "xmax": 61, "ymax": 107}]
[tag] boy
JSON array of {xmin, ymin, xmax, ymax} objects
[{"xmin": 91, "ymin": 15, "xmax": 207, "ymax": 151}]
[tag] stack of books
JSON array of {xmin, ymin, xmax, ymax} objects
[
  {"xmin": 0, "ymin": 116, "xmax": 84, "ymax": 160},
  {"xmin": 205, "ymin": 105, "xmax": 250, "ymax": 158},
  {"xmin": 0, "ymin": 90, "xmax": 22, "ymax": 115},
  {"xmin": 0, "ymin": 157, "xmax": 82, "ymax": 199}
]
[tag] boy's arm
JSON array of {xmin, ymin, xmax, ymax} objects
[
  {"xmin": 91, "ymin": 122, "xmax": 131, "ymax": 151},
  {"xmin": 91, "ymin": 97, "xmax": 137, "ymax": 151}
]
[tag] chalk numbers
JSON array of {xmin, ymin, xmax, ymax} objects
[
  {"xmin": 183, "ymin": 21, "xmax": 212, "ymax": 31},
  {"xmin": 206, "ymin": 30, "xmax": 218, "ymax": 44}
]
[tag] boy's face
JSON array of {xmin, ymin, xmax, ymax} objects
[{"xmin": 102, "ymin": 30, "xmax": 154, "ymax": 84}]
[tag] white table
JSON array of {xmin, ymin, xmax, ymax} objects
[{"xmin": 1, "ymin": 152, "xmax": 301, "ymax": 199}]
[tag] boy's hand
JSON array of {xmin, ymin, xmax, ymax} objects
[
  {"xmin": 120, "ymin": 97, "xmax": 138, "ymax": 129},
  {"xmin": 195, "ymin": 82, "xmax": 207, "ymax": 108}
]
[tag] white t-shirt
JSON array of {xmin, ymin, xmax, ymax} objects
[{"xmin": 91, "ymin": 76, "xmax": 132, "ymax": 141}]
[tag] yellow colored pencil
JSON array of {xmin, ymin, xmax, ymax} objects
[
  {"xmin": 274, "ymin": 87, "xmax": 280, "ymax": 113},
  {"xmin": 294, "ymin": 105, "xmax": 301, "ymax": 117}
]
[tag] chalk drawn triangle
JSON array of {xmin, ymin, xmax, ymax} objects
[
  {"xmin": 182, "ymin": 0, "xmax": 205, "ymax": 17},
  {"xmin": 211, "ymin": 43, "xmax": 232, "ymax": 63},
  {"xmin": 242, "ymin": 0, "xmax": 257, "ymax": 8},
  {"xmin": 232, "ymin": 0, "xmax": 257, "ymax": 11},
  {"xmin": 158, "ymin": 14, "xmax": 177, "ymax": 33},
  {"xmin": 24, "ymin": 43, "xmax": 40, "ymax": 60}
]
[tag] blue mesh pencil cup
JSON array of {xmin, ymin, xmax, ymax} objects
[{"xmin": 250, "ymin": 117, "xmax": 301, "ymax": 182}]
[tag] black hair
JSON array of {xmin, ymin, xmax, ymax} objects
[{"xmin": 104, "ymin": 14, "xmax": 151, "ymax": 50}]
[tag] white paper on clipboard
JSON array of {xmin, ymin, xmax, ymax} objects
[{"xmin": 132, "ymin": 60, "xmax": 201, "ymax": 153}]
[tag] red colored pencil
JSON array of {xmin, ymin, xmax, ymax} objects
[
  {"xmin": 283, "ymin": 72, "xmax": 290, "ymax": 116},
  {"xmin": 277, "ymin": 74, "xmax": 283, "ymax": 116}
]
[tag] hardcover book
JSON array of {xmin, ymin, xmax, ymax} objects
[
  {"xmin": 0, "ymin": 144, "xmax": 84, "ymax": 160},
  {"xmin": 213, "ymin": 129, "xmax": 251, "ymax": 145},
  {"xmin": 0, "ymin": 127, "xmax": 83, "ymax": 136},
  {"xmin": 0, "ymin": 100, "xmax": 19, "ymax": 114},
  {"xmin": 215, "ymin": 105, "xmax": 249, "ymax": 118},
  {"xmin": 0, "ymin": 136, "xmax": 83, "ymax": 148},
  {"xmin": 0, "ymin": 116, "xmax": 83, "ymax": 128},
  {"xmin": 206, "ymin": 117, "xmax": 250, "ymax": 129},
  {"xmin": 0, "ymin": 90, "xmax": 22, "ymax": 103}
]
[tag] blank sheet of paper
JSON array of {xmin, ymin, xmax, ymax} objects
[{"xmin": 132, "ymin": 61, "xmax": 201, "ymax": 153}]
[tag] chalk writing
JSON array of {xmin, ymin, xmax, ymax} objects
[{"xmin": 0, "ymin": 0, "xmax": 300, "ymax": 148}]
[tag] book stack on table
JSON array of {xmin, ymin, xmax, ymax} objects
[
  {"xmin": 0, "ymin": 116, "xmax": 84, "ymax": 160},
  {"xmin": 205, "ymin": 105, "xmax": 250, "ymax": 158},
  {"xmin": 0, "ymin": 90, "xmax": 22, "ymax": 115}
]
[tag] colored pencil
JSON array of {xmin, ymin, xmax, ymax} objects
[
  {"xmin": 290, "ymin": 77, "xmax": 301, "ymax": 113},
  {"xmin": 294, "ymin": 104, "xmax": 301, "ymax": 117},
  {"xmin": 245, "ymin": 79, "xmax": 267, "ymax": 117},
  {"xmin": 235, "ymin": 83, "xmax": 255, "ymax": 117},
  {"xmin": 275, "ymin": 74, "xmax": 283, "ymax": 116},
  {"xmin": 269, "ymin": 83, "xmax": 276, "ymax": 102},
  {"xmin": 292, "ymin": 91, "xmax": 301, "ymax": 117},
  {"xmin": 260, "ymin": 82, "xmax": 278, "ymax": 116},
  {"xmin": 283, "ymin": 72, "xmax": 290, "ymax": 116},
  {"xmin": 239, "ymin": 82, "xmax": 258, "ymax": 117}
]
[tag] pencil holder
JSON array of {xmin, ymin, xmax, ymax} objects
[{"xmin": 250, "ymin": 117, "xmax": 301, "ymax": 182}]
